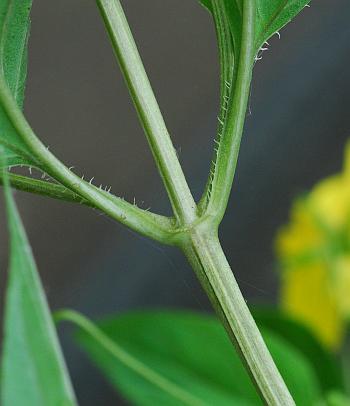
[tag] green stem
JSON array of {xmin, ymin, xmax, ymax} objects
[
  {"xmin": 0, "ymin": 173, "xmax": 177, "ymax": 243},
  {"xmin": 198, "ymin": 0, "xmax": 234, "ymax": 214},
  {"xmin": 96, "ymin": 1, "xmax": 294, "ymax": 404},
  {"xmin": 96, "ymin": 0, "xmax": 197, "ymax": 225},
  {"xmin": 0, "ymin": 172, "xmax": 93, "ymax": 204},
  {"xmin": 0, "ymin": 76, "xmax": 176, "ymax": 244},
  {"xmin": 202, "ymin": 0, "xmax": 255, "ymax": 223},
  {"xmin": 181, "ymin": 224, "xmax": 294, "ymax": 406}
]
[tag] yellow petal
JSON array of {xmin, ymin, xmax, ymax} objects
[
  {"xmin": 344, "ymin": 140, "xmax": 350, "ymax": 178},
  {"xmin": 276, "ymin": 199, "xmax": 323, "ymax": 258},
  {"xmin": 309, "ymin": 175, "xmax": 350, "ymax": 231},
  {"xmin": 277, "ymin": 140, "xmax": 350, "ymax": 350},
  {"xmin": 334, "ymin": 255, "xmax": 350, "ymax": 317},
  {"xmin": 280, "ymin": 263, "xmax": 344, "ymax": 350}
]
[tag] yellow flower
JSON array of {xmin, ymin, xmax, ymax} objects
[{"xmin": 276, "ymin": 142, "xmax": 350, "ymax": 350}]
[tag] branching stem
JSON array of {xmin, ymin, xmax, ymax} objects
[
  {"xmin": 0, "ymin": 0, "xmax": 295, "ymax": 403},
  {"xmin": 97, "ymin": 0, "xmax": 197, "ymax": 225},
  {"xmin": 95, "ymin": 1, "xmax": 295, "ymax": 404}
]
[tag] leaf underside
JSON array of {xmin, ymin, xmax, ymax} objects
[
  {"xmin": 0, "ymin": 0, "xmax": 37, "ymax": 168},
  {"xmin": 0, "ymin": 170, "xmax": 77, "ymax": 406},
  {"xmin": 0, "ymin": 4, "xmax": 77, "ymax": 404},
  {"xmin": 0, "ymin": 1, "xmax": 75, "ymax": 202},
  {"xmin": 199, "ymin": 0, "xmax": 311, "ymax": 53},
  {"xmin": 199, "ymin": 0, "xmax": 312, "ymax": 109},
  {"xmin": 253, "ymin": 308, "xmax": 344, "ymax": 393}
]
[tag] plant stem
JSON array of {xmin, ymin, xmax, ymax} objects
[
  {"xmin": 96, "ymin": 0, "xmax": 197, "ymax": 225},
  {"xmin": 0, "ymin": 173, "xmax": 176, "ymax": 243},
  {"xmin": 0, "ymin": 76, "xmax": 176, "ymax": 244},
  {"xmin": 96, "ymin": 1, "xmax": 294, "ymax": 404},
  {"xmin": 201, "ymin": 0, "xmax": 255, "ymax": 223},
  {"xmin": 0, "ymin": 172, "xmax": 93, "ymax": 204},
  {"xmin": 181, "ymin": 225, "xmax": 294, "ymax": 406}
]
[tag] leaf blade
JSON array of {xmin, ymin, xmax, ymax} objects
[
  {"xmin": 72, "ymin": 310, "xmax": 322, "ymax": 406},
  {"xmin": 255, "ymin": 0, "xmax": 312, "ymax": 49},
  {"xmin": 253, "ymin": 308, "xmax": 344, "ymax": 393},
  {"xmin": 0, "ymin": 1, "xmax": 84, "ymax": 206},
  {"xmin": 0, "ymin": 168, "xmax": 77, "ymax": 406},
  {"xmin": 0, "ymin": 0, "xmax": 36, "ymax": 167},
  {"xmin": 0, "ymin": 0, "xmax": 31, "ymax": 106}
]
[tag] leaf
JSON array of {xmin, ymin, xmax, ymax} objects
[
  {"xmin": 0, "ymin": 0, "xmax": 37, "ymax": 168},
  {"xmin": 254, "ymin": 0, "xmax": 312, "ymax": 50},
  {"xmin": 253, "ymin": 308, "xmax": 344, "ymax": 393},
  {"xmin": 0, "ymin": 168, "xmax": 77, "ymax": 406},
  {"xmin": 198, "ymin": 1, "xmax": 312, "ymax": 54},
  {"xmin": 197, "ymin": 0, "xmax": 312, "ymax": 122},
  {"xmin": 0, "ymin": 2, "xmax": 75, "ymax": 204},
  {"xmin": 73, "ymin": 310, "xmax": 322, "ymax": 406},
  {"xmin": 0, "ymin": 0, "xmax": 29, "ymax": 106},
  {"xmin": 325, "ymin": 391, "xmax": 350, "ymax": 406}
]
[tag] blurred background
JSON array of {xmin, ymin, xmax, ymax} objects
[{"xmin": 1, "ymin": 0, "xmax": 350, "ymax": 404}]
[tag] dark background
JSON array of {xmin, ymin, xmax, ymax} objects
[{"xmin": 1, "ymin": 0, "xmax": 350, "ymax": 404}]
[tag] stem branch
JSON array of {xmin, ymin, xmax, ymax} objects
[
  {"xmin": 0, "ymin": 76, "xmax": 175, "ymax": 244},
  {"xmin": 95, "ymin": 1, "xmax": 295, "ymax": 404},
  {"xmin": 96, "ymin": 0, "xmax": 197, "ymax": 225}
]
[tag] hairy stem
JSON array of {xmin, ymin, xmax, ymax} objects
[
  {"xmin": 0, "ymin": 76, "xmax": 176, "ymax": 244},
  {"xmin": 0, "ymin": 172, "xmax": 176, "ymax": 243},
  {"xmin": 198, "ymin": 0, "xmax": 234, "ymax": 214},
  {"xmin": 202, "ymin": 0, "xmax": 255, "ymax": 222},
  {"xmin": 97, "ymin": 1, "xmax": 294, "ymax": 404},
  {"xmin": 0, "ymin": 172, "xmax": 92, "ymax": 204}
]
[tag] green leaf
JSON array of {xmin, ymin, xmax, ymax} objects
[
  {"xmin": 0, "ymin": 2, "xmax": 75, "ymax": 205},
  {"xmin": 0, "ymin": 0, "xmax": 30, "ymax": 106},
  {"xmin": 325, "ymin": 391, "xmax": 350, "ymax": 406},
  {"xmin": 254, "ymin": 1, "xmax": 312, "ymax": 50},
  {"xmin": 199, "ymin": 1, "xmax": 311, "ymax": 54},
  {"xmin": 72, "ymin": 310, "xmax": 321, "ymax": 406},
  {"xmin": 0, "ymin": 168, "xmax": 77, "ymax": 406},
  {"xmin": 197, "ymin": 0, "xmax": 311, "ymax": 125},
  {"xmin": 0, "ymin": 0, "xmax": 37, "ymax": 168},
  {"xmin": 253, "ymin": 308, "xmax": 344, "ymax": 393}
]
